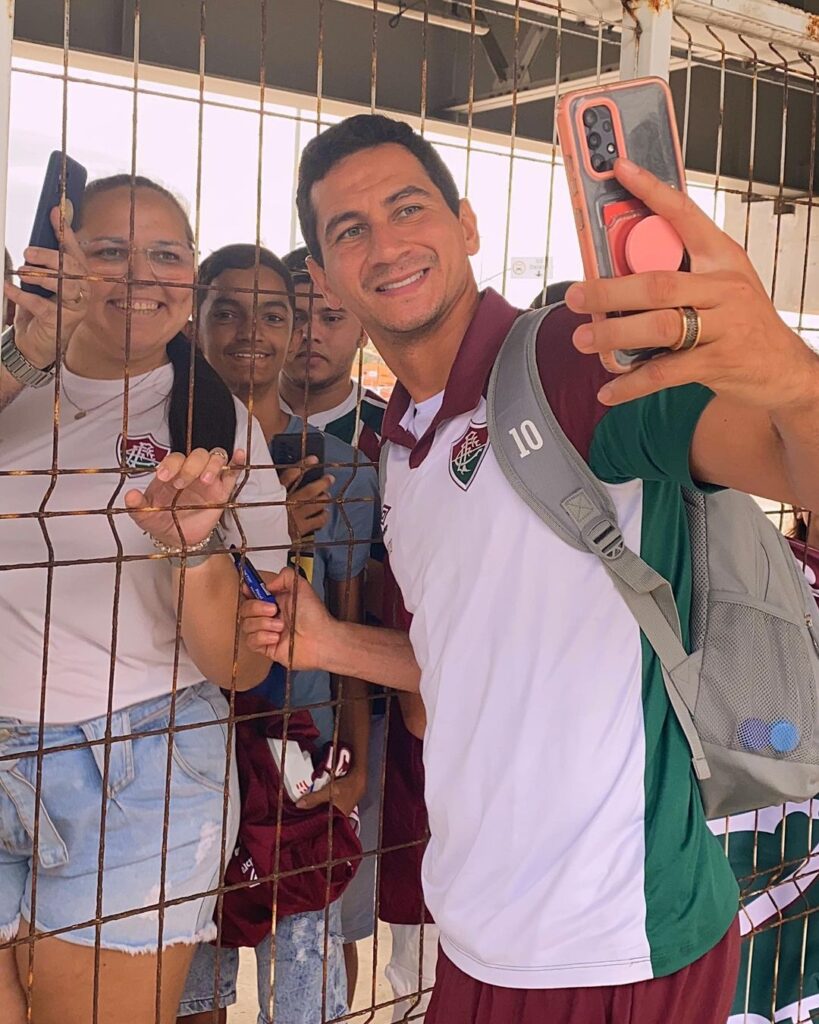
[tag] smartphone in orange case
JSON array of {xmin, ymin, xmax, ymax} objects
[{"xmin": 556, "ymin": 77, "xmax": 687, "ymax": 373}]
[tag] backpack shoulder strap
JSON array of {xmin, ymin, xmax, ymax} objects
[
  {"xmin": 486, "ymin": 306, "xmax": 623, "ymax": 558},
  {"xmin": 486, "ymin": 305, "xmax": 711, "ymax": 781}
]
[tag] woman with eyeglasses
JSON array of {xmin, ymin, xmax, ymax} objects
[{"xmin": 0, "ymin": 175, "xmax": 290, "ymax": 1024}]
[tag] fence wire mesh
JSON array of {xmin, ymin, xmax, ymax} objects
[{"xmin": 0, "ymin": 1, "xmax": 818, "ymax": 1023}]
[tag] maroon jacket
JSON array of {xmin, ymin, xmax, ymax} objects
[
  {"xmin": 219, "ymin": 692, "xmax": 361, "ymax": 948},
  {"xmin": 789, "ymin": 535, "xmax": 819, "ymax": 604},
  {"xmin": 378, "ymin": 558, "xmax": 435, "ymax": 926}
]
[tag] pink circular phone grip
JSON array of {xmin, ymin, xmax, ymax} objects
[{"xmin": 624, "ymin": 215, "xmax": 685, "ymax": 273}]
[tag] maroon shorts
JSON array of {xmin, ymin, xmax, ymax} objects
[{"xmin": 426, "ymin": 918, "xmax": 740, "ymax": 1024}]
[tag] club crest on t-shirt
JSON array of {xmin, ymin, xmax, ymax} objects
[
  {"xmin": 450, "ymin": 420, "xmax": 489, "ymax": 491},
  {"xmin": 118, "ymin": 433, "xmax": 170, "ymax": 473}
]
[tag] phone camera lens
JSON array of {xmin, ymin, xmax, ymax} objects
[
  {"xmin": 591, "ymin": 153, "xmax": 606, "ymax": 172},
  {"xmin": 606, "ymin": 143, "xmax": 616, "ymax": 155},
  {"xmin": 587, "ymin": 132, "xmax": 601, "ymax": 149},
  {"xmin": 582, "ymin": 108, "xmax": 598, "ymax": 128},
  {"xmin": 602, "ymin": 119, "xmax": 612, "ymax": 132}
]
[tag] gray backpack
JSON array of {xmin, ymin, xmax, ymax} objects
[{"xmin": 485, "ymin": 305, "xmax": 819, "ymax": 819}]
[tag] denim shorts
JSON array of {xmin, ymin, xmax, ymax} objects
[
  {"xmin": 0, "ymin": 682, "xmax": 239, "ymax": 953},
  {"xmin": 178, "ymin": 901, "xmax": 347, "ymax": 1024}
]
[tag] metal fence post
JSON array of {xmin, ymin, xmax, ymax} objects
[
  {"xmin": 0, "ymin": 2, "xmax": 12, "ymax": 265},
  {"xmin": 619, "ymin": 0, "xmax": 675, "ymax": 80}
]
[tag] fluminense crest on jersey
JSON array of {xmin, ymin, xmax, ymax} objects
[
  {"xmin": 118, "ymin": 433, "xmax": 171, "ymax": 473},
  {"xmin": 449, "ymin": 420, "xmax": 490, "ymax": 491}
]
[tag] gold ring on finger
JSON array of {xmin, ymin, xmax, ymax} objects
[{"xmin": 671, "ymin": 306, "xmax": 702, "ymax": 352}]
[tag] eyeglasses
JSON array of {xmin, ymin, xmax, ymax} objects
[{"xmin": 80, "ymin": 241, "xmax": 195, "ymax": 280}]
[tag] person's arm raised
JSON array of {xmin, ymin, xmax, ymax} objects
[
  {"xmin": 240, "ymin": 566, "xmax": 421, "ymax": 694},
  {"xmin": 1, "ymin": 209, "xmax": 89, "ymax": 412},
  {"xmin": 567, "ymin": 159, "xmax": 819, "ymax": 511}
]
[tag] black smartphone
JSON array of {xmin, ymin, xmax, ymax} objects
[
  {"xmin": 270, "ymin": 432, "xmax": 325, "ymax": 488},
  {"xmin": 23, "ymin": 151, "xmax": 88, "ymax": 298}
]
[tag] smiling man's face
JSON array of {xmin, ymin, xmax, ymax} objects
[
  {"xmin": 280, "ymin": 284, "xmax": 364, "ymax": 396},
  {"xmin": 198, "ymin": 264, "xmax": 295, "ymax": 398},
  {"xmin": 308, "ymin": 143, "xmax": 479, "ymax": 344}
]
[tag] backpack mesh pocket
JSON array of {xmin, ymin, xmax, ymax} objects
[{"xmin": 695, "ymin": 597, "xmax": 817, "ymax": 763}]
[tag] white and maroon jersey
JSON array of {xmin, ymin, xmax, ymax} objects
[
  {"xmin": 283, "ymin": 383, "xmax": 386, "ymax": 464},
  {"xmin": 0, "ymin": 361, "xmax": 289, "ymax": 723},
  {"xmin": 380, "ymin": 289, "xmax": 738, "ymax": 990}
]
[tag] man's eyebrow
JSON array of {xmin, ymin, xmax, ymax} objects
[
  {"xmin": 384, "ymin": 185, "xmax": 431, "ymax": 206},
  {"xmin": 323, "ymin": 185, "xmax": 432, "ymax": 242},
  {"xmin": 211, "ymin": 296, "xmax": 289, "ymax": 311},
  {"xmin": 324, "ymin": 210, "xmax": 363, "ymax": 242}
]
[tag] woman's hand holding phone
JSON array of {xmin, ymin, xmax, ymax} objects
[
  {"xmin": 6, "ymin": 207, "xmax": 90, "ymax": 369},
  {"xmin": 566, "ymin": 157, "xmax": 812, "ymax": 414}
]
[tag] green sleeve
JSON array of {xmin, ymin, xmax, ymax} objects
[{"xmin": 588, "ymin": 383, "xmax": 716, "ymax": 487}]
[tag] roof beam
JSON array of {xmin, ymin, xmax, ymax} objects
[
  {"xmin": 443, "ymin": 58, "xmax": 689, "ymax": 112},
  {"xmin": 327, "ymin": 0, "xmax": 491, "ymax": 35}
]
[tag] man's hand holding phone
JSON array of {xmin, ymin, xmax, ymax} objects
[
  {"xmin": 566, "ymin": 157, "xmax": 816, "ymax": 414},
  {"xmin": 278, "ymin": 456, "xmax": 334, "ymax": 541},
  {"xmin": 5, "ymin": 207, "xmax": 90, "ymax": 371}
]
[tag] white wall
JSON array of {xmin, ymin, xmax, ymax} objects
[{"xmin": 723, "ymin": 191, "xmax": 819, "ymax": 318}]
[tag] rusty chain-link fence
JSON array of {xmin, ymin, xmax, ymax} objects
[{"xmin": 1, "ymin": 1, "xmax": 818, "ymax": 1023}]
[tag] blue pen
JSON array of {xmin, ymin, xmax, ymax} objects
[{"xmin": 230, "ymin": 547, "xmax": 277, "ymax": 605}]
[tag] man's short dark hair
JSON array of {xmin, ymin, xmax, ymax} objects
[
  {"xmin": 197, "ymin": 243, "xmax": 295, "ymax": 312},
  {"xmin": 296, "ymin": 114, "xmax": 461, "ymax": 267},
  {"xmin": 282, "ymin": 245, "xmax": 312, "ymax": 286}
]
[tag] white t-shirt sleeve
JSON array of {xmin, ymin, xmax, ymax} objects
[{"xmin": 221, "ymin": 400, "xmax": 289, "ymax": 574}]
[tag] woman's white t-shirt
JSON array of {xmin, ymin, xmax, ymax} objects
[{"xmin": 0, "ymin": 362, "xmax": 289, "ymax": 723}]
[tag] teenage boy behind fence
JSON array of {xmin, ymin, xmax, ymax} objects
[{"xmin": 178, "ymin": 244, "xmax": 379, "ymax": 1024}]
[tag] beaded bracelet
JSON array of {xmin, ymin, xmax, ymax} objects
[{"xmin": 149, "ymin": 528, "xmax": 224, "ymax": 567}]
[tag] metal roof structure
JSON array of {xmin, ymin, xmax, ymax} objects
[{"xmin": 14, "ymin": 0, "xmax": 819, "ymax": 193}]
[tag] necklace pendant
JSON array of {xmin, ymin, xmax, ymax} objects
[{"xmin": 74, "ymin": 410, "xmax": 87, "ymax": 420}]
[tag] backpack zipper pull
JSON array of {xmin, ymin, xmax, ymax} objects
[{"xmin": 807, "ymin": 613, "xmax": 819, "ymax": 657}]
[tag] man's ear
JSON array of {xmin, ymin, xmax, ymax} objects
[
  {"xmin": 459, "ymin": 198, "xmax": 480, "ymax": 257},
  {"xmin": 306, "ymin": 255, "xmax": 343, "ymax": 310}
]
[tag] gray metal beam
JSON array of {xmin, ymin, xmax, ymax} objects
[
  {"xmin": 444, "ymin": 57, "xmax": 690, "ymax": 112},
  {"xmin": 327, "ymin": 0, "xmax": 490, "ymax": 35},
  {"xmin": 620, "ymin": 0, "xmax": 675, "ymax": 81}
]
